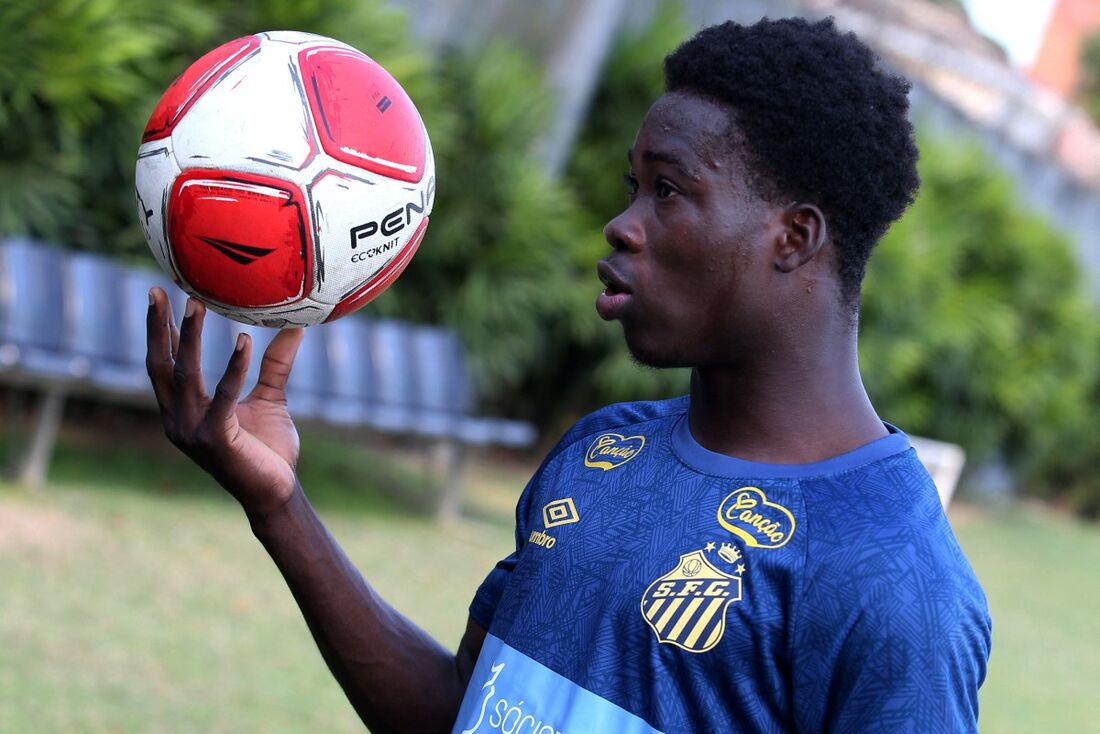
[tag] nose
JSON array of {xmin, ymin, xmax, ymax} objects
[{"xmin": 603, "ymin": 206, "xmax": 644, "ymax": 252}]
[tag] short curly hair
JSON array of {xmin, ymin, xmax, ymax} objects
[{"xmin": 664, "ymin": 17, "xmax": 920, "ymax": 306}]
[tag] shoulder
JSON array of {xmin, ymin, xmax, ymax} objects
[
  {"xmin": 544, "ymin": 395, "xmax": 688, "ymax": 464},
  {"xmin": 798, "ymin": 447, "xmax": 987, "ymax": 618},
  {"xmin": 513, "ymin": 396, "xmax": 687, "ymax": 519},
  {"xmin": 792, "ymin": 448, "xmax": 991, "ymax": 731}
]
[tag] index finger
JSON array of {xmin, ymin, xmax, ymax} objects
[{"xmin": 145, "ymin": 287, "xmax": 177, "ymax": 411}]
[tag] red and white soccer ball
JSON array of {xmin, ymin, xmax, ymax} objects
[{"xmin": 135, "ymin": 31, "xmax": 435, "ymax": 327}]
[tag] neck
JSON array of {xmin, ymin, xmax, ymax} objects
[{"xmin": 687, "ymin": 327, "xmax": 886, "ymax": 464}]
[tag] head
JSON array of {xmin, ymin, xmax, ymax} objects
[{"xmin": 599, "ymin": 17, "xmax": 919, "ymax": 368}]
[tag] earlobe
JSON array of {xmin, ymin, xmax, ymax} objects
[{"xmin": 774, "ymin": 204, "xmax": 827, "ymax": 273}]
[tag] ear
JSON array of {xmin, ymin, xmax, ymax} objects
[{"xmin": 773, "ymin": 203, "xmax": 828, "ymax": 273}]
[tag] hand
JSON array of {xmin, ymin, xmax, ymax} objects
[{"xmin": 146, "ymin": 288, "xmax": 306, "ymax": 515}]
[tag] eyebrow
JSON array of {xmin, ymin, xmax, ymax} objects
[{"xmin": 626, "ymin": 147, "xmax": 697, "ymax": 176}]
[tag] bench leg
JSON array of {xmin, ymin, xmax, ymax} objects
[
  {"xmin": 433, "ymin": 438, "xmax": 468, "ymax": 522},
  {"xmin": 15, "ymin": 386, "xmax": 66, "ymax": 489}
]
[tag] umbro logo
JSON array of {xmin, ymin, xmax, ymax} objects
[
  {"xmin": 528, "ymin": 498, "xmax": 580, "ymax": 550},
  {"xmin": 197, "ymin": 236, "xmax": 276, "ymax": 266}
]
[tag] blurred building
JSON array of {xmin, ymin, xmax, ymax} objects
[
  {"xmin": 1031, "ymin": 0, "xmax": 1100, "ymax": 97},
  {"xmin": 391, "ymin": 0, "xmax": 1100, "ymax": 296}
]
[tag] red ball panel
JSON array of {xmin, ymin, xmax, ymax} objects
[
  {"xmin": 143, "ymin": 35, "xmax": 261, "ymax": 143},
  {"xmin": 168, "ymin": 170, "xmax": 312, "ymax": 308},
  {"xmin": 325, "ymin": 216, "xmax": 428, "ymax": 321},
  {"xmin": 300, "ymin": 46, "xmax": 427, "ymax": 184}
]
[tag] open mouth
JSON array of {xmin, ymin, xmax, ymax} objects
[
  {"xmin": 597, "ymin": 261, "xmax": 632, "ymax": 296},
  {"xmin": 596, "ymin": 261, "xmax": 632, "ymax": 320}
]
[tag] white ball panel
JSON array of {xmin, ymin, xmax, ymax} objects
[
  {"xmin": 260, "ymin": 30, "xmax": 356, "ymax": 49},
  {"xmin": 306, "ymin": 162, "xmax": 434, "ymax": 305},
  {"xmin": 172, "ymin": 41, "xmax": 317, "ymax": 178},
  {"xmin": 135, "ymin": 140, "xmax": 182, "ymax": 280},
  {"xmin": 208, "ymin": 296, "xmax": 334, "ymax": 328}
]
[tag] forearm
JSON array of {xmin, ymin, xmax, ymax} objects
[{"xmin": 247, "ymin": 483, "xmax": 466, "ymax": 733}]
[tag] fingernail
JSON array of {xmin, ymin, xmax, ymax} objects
[
  {"xmin": 148, "ymin": 289, "xmax": 155, "ymax": 306},
  {"xmin": 185, "ymin": 299, "xmax": 196, "ymax": 318},
  {"xmin": 235, "ymin": 333, "xmax": 246, "ymax": 352}
]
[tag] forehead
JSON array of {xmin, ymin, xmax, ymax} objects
[{"xmin": 630, "ymin": 92, "xmax": 735, "ymax": 172}]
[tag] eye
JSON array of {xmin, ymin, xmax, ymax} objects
[
  {"xmin": 655, "ymin": 177, "xmax": 679, "ymax": 199},
  {"xmin": 623, "ymin": 172, "xmax": 639, "ymax": 198}
]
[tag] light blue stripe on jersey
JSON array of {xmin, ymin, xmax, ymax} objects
[{"xmin": 453, "ymin": 634, "xmax": 663, "ymax": 734}]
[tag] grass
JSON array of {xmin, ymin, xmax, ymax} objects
[
  {"xmin": 951, "ymin": 503, "xmax": 1100, "ymax": 732},
  {"xmin": 1, "ymin": 416, "xmax": 1098, "ymax": 732},
  {"xmin": 0, "ymin": 419, "xmax": 521, "ymax": 733}
]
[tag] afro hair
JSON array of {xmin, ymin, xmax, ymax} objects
[{"xmin": 664, "ymin": 17, "xmax": 920, "ymax": 306}]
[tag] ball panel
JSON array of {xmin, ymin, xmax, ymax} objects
[
  {"xmin": 306, "ymin": 167, "xmax": 434, "ymax": 304},
  {"xmin": 259, "ymin": 30, "xmax": 353, "ymax": 47},
  {"xmin": 135, "ymin": 141, "xmax": 183, "ymax": 282},
  {"xmin": 168, "ymin": 170, "xmax": 312, "ymax": 308},
  {"xmin": 172, "ymin": 41, "xmax": 319, "ymax": 175},
  {"xmin": 142, "ymin": 35, "xmax": 261, "ymax": 143},
  {"xmin": 325, "ymin": 216, "xmax": 428, "ymax": 322},
  {"xmin": 213, "ymin": 298, "xmax": 333, "ymax": 328},
  {"xmin": 299, "ymin": 46, "xmax": 427, "ymax": 183}
]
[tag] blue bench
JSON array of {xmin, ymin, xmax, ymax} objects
[{"xmin": 0, "ymin": 237, "xmax": 536, "ymax": 517}]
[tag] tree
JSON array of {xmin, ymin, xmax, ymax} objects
[{"xmin": 860, "ymin": 136, "xmax": 1100, "ymax": 512}]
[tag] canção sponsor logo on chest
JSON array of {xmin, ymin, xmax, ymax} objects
[{"xmin": 717, "ymin": 487, "xmax": 796, "ymax": 549}]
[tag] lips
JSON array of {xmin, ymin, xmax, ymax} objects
[{"xmin": 596, "ymin": 260, "xmax": 633, "ymax": 321}]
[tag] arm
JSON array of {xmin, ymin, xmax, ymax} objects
[{"xmin": 146, "ymin": 290, "xmax": 482, "ymax": 732}]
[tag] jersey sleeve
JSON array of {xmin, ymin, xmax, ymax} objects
[
  {"xmin": 467, "ymin": 474, "xmax": 536, "ymax": 630},
  {"xmin": 791, "ymin": 511, "xmax": 992, "ymax": 733}
]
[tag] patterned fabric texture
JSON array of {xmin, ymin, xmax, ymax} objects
[{"xmin": 457, "ymin": 397, "xmax": 991, "ymax": 734}]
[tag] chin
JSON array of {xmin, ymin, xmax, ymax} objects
[{"xmin": 623, "ymin": 332, "xmax": 692, "ymax": 369}]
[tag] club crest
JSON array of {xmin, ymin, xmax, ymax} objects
[
  {"xmin": 584, "ymin": 433, "xmax": 645, "ymax": 470},
  {"xmin": 640, "ymin": 550, "xmax": 742, "ymax": 653}
]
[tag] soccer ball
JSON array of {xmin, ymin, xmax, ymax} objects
[{"xmin": 135, "ymin": 31, "xmax": 435, "ymax": 327}]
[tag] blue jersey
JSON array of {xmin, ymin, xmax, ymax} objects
[{"xmin": 453, "ymin": 397, "xmax": 991, "ymax": 734}]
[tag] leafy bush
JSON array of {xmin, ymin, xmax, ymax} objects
[{"xmin": 861, "ymin": 136, "xmax": 1100, "ymax": 512}]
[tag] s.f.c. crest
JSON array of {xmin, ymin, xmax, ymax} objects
[{"xmin": 640, "ymin": 550, "xmax": 742, "ymax": 653}]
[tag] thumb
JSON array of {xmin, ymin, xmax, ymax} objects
[{"xmin": 248, "ymin": 328, "xmax": 305, "ymax": 402}]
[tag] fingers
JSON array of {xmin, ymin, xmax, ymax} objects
[
  {"xmin": 146, "ymin": 287, "xmax": 176, "ymax": 413},
  {"xmin": 249, "ymin": 327, "xmax": 305, "ymax": 402},
  {"xmin": 170, "ymin": 318, "xmax": 180, "ymax": 360},
  {"xmin": 208, "ymin": 332, "xmax": 252, "ymax": 425},
  {"xmin": 174, "ymin": 297, "xmax": 207, "ymax": 402}
]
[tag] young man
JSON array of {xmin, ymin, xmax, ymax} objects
[{"xmin": 146, "ymin": 17, "xmax": 991, "ymax": 734}]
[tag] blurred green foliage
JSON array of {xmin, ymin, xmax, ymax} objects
[
  {"xmin": 369, "ymin": 43, "xmax": 606, "ymax": 413},
  {"xmin": 2, "ymin": 0, "xmax": 1100, "ymax": 512},
  {"xmin": 1078, "ymin": 30, "xmax": 1100, "ymax": 125},
  {"xmin": 862, "ymin": 137, "xmax": 1100, "ymax": 514}
]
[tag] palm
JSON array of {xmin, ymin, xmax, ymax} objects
[
  {"xmin": 146, "ymin": 292, "xmax": 307, "ymax": 514},
  {"xmin": 236, "ymin": 397, "xmax": 299, "ymax": 468}
]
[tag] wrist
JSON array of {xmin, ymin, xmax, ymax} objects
[{"xmin": 244, "ymin": 478, "xmax": 307, "ymax": 535}]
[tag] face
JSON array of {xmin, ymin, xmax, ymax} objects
[{"xmin": 598, "ymin": 92, "xmax": 786, "ymax": 368}]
